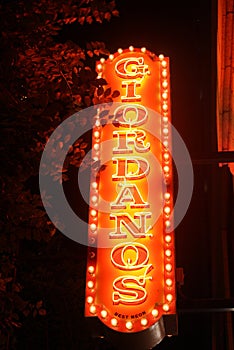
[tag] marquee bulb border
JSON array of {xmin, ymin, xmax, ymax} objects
[{"xmin": 85, "ymin": 46, "xmax": 176, "ymax": 333}]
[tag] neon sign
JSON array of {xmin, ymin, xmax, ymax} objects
[{"xmin": 85, "ymin": 47, "xmax": 176, "ymax": 333}]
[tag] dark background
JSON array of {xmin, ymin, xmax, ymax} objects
[
  {"xmin": 1, "ymin": 0, "xmax": 233, "ymax": 349},
  {"xmin": 62, "ymin": 0, "xmax": 234, "ymax": 348}
]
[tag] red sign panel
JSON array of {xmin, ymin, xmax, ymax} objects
[{"xmin": 85, "ymin": 47, "xmax": 176, "ymax": 333}]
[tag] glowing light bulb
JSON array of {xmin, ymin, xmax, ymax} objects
[
  {"xmin": 88, "ymin": 266, "xmax": 95, "ymax": 274},
  {"xmin": 89, "ymin": 305, "xmax": 96, "ymax": 314},
  {"xmin": 93, "ymin": 143, "xmax": 99, "ymax": 151},
  {"xmin": 97, "ymin": 64, "xmax": 102, "ymax": 71},
  {"xmin": 161, "ymin": 60, "xmax": 167, "ymax": 67},
  {"xmin": 162, "ymin": 103, "xmax": 168, "ymax": 111},
  {"xmin": 90, "ymin": 209, "xmax": 97, "ymax": 217},
  {"xmin": 100, "ymin": 58, "xmax": 105, "ymax": 64},
  {"xmin": 164, "ymin": 206, "xmax": 171, "ymax": 215},
  {"xmin": 95, "ymin": 119, "xmax": 100, "ymax": 127},
  {"xmin": 90, "ymin": 223, "xmax": 97, "ymax": 231},
  {"xmin": 109, "ymin": 54, "xmax": 114, "ymax": 60},
  {"xmin": 141, "ymin": 318, "xmax": 148, "ymax": 326},
  {"xmin": 162, "ymin": 92, "xmax": 168, "ymax": 100},
  {"xmin": 163, "ymin": 127, "xmax": 169, "ymax": 135},
  {"xmin": 165, "ymin": 220, "xmax": 171, "ymax": 228},
  {"xmin": 152, "ymin": 309, "xmax": 159, "ymax": 317},
  {"xmin": 164, "ymin": 192, "xmax": 170, "ymax": 200},
  {"xmin": 141, "ymin": 47, "xmax": 146, "ymax": 53},
  {"xmin": 101, "ymin": 310, "xmax": 108, "ymax": 318},
  {"xmin": 118, "ymin": 48, "xmax": 123, "ymax": 54},
  {"xmin": 162, "ymin": 69, "xmax": 167, "ymax": 78},
  {"xmin": 94, "ymin": 131, "xmax": 100, "ymax": 138},
  {"xmin": 159, "ymin": 54, "xmax": 164, "ymax": 60},
  {"xmin": 163, "ymin": 304, "xmax": 169, "ymax": 312},
  {"xmin": 163, "ymin": 153, "xmax": 170, "ymax": 161},
  {"xmin": 163, "ymin": 140, "xmax": 169, "ymax": 148},
  {"xmin": 111, "ymin": 318, "xmax": 118, "ymax": 327},
  {"xmin": 165, "ymin": 235, "xmax": 172, "ymax": 243},
  {"xmin": 129, "ymin": 45, "xmax": 134, "ymax": 51},
  {"xmin": 165, "ymin": 249, "xmax": 172, "ymax": 257},
  {"xmin": 166, "ymin": 278, "xmax": 173, "ymax": 286},
  {"xmin": 165, "ymin": 263, "xmax": 172, "ymax": 272},
  {"xmin": 87, "ymin": 296, "xmax": 93, "ymax": 304},
  {"xmin": 166, "ymin": 294, "xmax": 173, "ymax": 302},
  {"xmin": 163, "ymin": 165, "xmax": 170, "ymax": 173},
  {"xmin": 91, "ymin": 195, "xmax": 98, "ymax": 204},
  {"xmin": 126, "ymin": 321, "xmax": 133, "ymax": 330},
  {"xmin": 91, "ymin": 182, "xmax": 98, "ymax": 189},
  {"xmin": 162, "ymin": 80, "xmax": 168, "ymax": 89},
  {"xmin": 87, "ymin": 280, "xmax": 94, "ymax": 289}
]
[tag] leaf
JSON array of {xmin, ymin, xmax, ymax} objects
[
  {"xmin": 80, "ymin": 142, "xmax": 88, "ymax": 149},
  {"xmin": 84, "ymin": 95, "xmax": 91, "ymax": 106},
  {"xmin": 36, "ymin": 300, "xmax": 43, "ymax": 309},
  {"xmin": 69, "ymin": 17, "xmax": 77, "ymax": 24},
  {"xmin": 100, "ymin": 164, "xmax": 107, "ymax": 172},
  {"xmin": 112, "ymin": 10, "xmax": 119, "ymax": 17},
  {"xmin": 112, "ymin": 119, "xmax": 120, "ymax": 127},
  {"xmin": 97, "ymin": 86, "xmax": 104, "ymax": 96},
  {"xmin": 92, "ymin": 96, "xmax": 100, "ymax": 105},
  {"xmin": 99, "ymin": 47, "xmax": 110, "ymax": 56},
  {"xmin": 38, "ymin": 309, "xmax": 47, "ymax": 316},
  {"xmin": 25, "ymin": 49, "xmax": 35, "ymax": 56},
  {"xmin": 78, "ymin": 16, "xmax": 85, "ymax": 25},
  {"xmin": 74, "ymin": 139, "xmax": 82, "ymax": 147},
  {"xmin": 104, "ymin": 97, "xmax": 113, "ymax": 103},
  {"xmin": 104, "ymin": 87, "xmax": 111, "ymax": 97},
  {"xmin": 96, "ymin": 78, "xmax": 107, "ymax": 86},
  {"xmin": 112, "ymin": 90, "xmax": 120, "ymax": 98},
  {"xmin": 99, "ymin": 109, "xmax": 109, "ymax": 118},
  {"xmin": 86, "ymin": 16, "xmax": 93, "ymax": 24},
  {"xmin": 11, "ymin": 321, "xmax": 22, "ymax": 328},
  {"xmin": 94, "ymin": 49, "xmax": 101, "ymax": 56},
  {"xmin": 104, "ymin": 12, "xmax": 111, "ymax": 21},
  {"xmin": 72, "ymin": 71, "xmax": 79, "ymax": 85}
]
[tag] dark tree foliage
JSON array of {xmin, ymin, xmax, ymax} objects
[{"xmin": 0, "ymin": 1, "xmax": 119, "ymax": 348}]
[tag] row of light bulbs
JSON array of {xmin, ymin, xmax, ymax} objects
[
  {"xmin": 160, "ymin": 56, "xmax": 175, "ymax": 313},
  {"xmin": 85, "ymin": 47, "xmax": 175, "ymax": 331}
]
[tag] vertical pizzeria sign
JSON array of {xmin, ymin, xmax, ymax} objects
[{"xmin": 85, "ymin": 46, "xmax": 176, "ymax": 333}]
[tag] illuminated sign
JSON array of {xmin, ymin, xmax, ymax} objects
[{"xmin": 85, "ymin": 46, "xmax": 176, "ymax": 333}]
